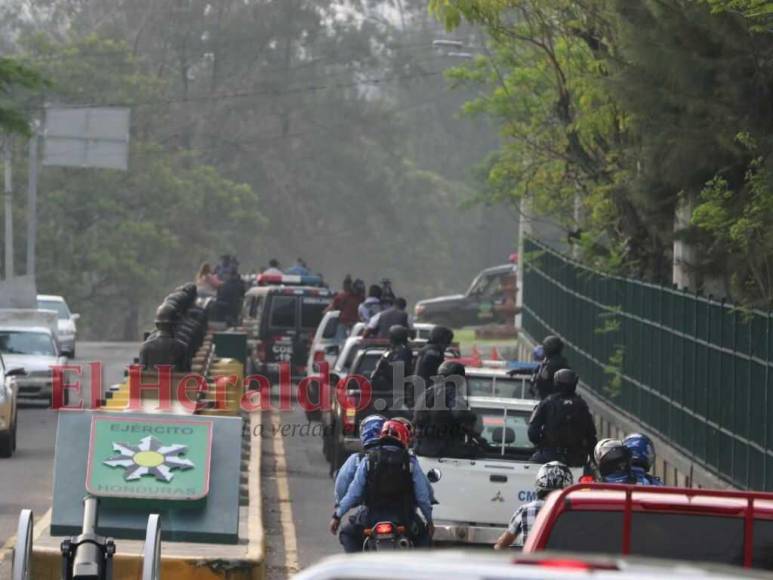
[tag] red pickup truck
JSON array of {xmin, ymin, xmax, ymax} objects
[{"xmin": 524, "ymin": 483, "xmax": 773, "ymax": 571}]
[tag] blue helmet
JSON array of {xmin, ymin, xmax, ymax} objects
[
  {"xmin": 360, "ymin": 415, "xmax": 386, "ymax": 448},
  {"xmin": 533, "ymin": 345, "xmax": 546, "ymax": 362},
  {"xmin": 623, "ymin": 433, "xmax": 655, "ymax": 471}
]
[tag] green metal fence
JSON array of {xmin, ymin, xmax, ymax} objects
[{"xmin": 522, "ymin": 237, "xmax": 773, "ymax": 490}]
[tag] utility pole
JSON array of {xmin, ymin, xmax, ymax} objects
[
  {"xmin": 4, "ymin": 137, "xmax": 14, "ymax": 280},
  {"xmin": 27, "ymin": 126, "xmax": 38, "ymax": 279}
]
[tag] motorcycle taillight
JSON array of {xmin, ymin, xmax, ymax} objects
[{"xmin": 374, "ymin": 522, "xmax": 394, "ymax": 535}]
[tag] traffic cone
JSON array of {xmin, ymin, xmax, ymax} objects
[{"xmin": 490, "ymin": 346, "xmax": 501, "ymax": 361}]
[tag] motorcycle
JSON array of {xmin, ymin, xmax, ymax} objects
[{"xmin": 362, "ymin": 521, "xmax": 412, "ymax": 551}]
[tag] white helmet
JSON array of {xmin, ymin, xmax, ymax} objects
[{"xmin": 535, "ymin": 461, "xmax": 573, "ymax": 492}]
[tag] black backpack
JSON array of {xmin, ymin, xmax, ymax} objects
[
  {"xmin": 545, "ymin": 395, "xmax": 584, "ymax": 449},
  {"xmin": 365, "ymin": 446, "xmax": 413, "ymax": 512}
]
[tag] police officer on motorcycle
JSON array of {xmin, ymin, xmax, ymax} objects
[
  {"xmin": 622, "ymin": 433, "xmax": 664, "ymax": 485},
  {"xmin": 330, "ymin": 419, "xmax": 434, "ymax": 552},
  {"xmin": 335, "ymin": 415, "xmax": 386, "ymax": 505},
  {"xmin": 528, "ymin": 369, "xmax": 596, "ymax": 467}
]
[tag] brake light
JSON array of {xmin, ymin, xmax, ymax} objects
[
  {"xmin": 375, "ymin": 522, "xmax": 394, "ymax": 535},
  {"xmin": 342, "ymin": 405, "xmax": 357, "ymax": 434}
]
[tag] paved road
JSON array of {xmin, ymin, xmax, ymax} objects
[{"xmin": 0, "ymin": 342, "xmax": 137, "ymax": 565}]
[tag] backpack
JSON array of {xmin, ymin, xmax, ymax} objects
[
  {"xmin": 545, "ymin": 395, "xmax": 585, "ymax": 449},
  {"xmin": 365, "ymin": 446, "xmax": 413, "ymax": 512}
]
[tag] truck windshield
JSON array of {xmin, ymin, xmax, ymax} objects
[
  {"xmin": 0, "ymin": 331, "xmax": 56, "ymax": 356},
  {"xmin": 474, "ymin": 407, "xmax": 532, "ymax": 457}
]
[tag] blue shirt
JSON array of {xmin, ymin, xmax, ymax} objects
[
  {"xmin": 335, "ymin": 447, "xmax": 433, "ymax": 523},
  {"xmin": 334, "ymin": 452, "xmax": 364, "ymax": 505},
  {"xmin": 632, "ymin": 466, "xmax": 663, "ymax": 486}
]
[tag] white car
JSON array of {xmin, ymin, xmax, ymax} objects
[
  {"xmin": 0, "ymin": 311, "xmax": 67, "ymax": 404},
  {"xmin": 306, "ymin": 310, "xmax": 348, "ymax": 373},
  {"xmin": 417, "ymin": 396, "xmax": 580, "ymax": 545},
  {"xmin": 37, "ymin": 294, "xmax": 79, "ymax": 358},
  {"xmin": 0, "ymin": 358, "xmax": 25, "ymax": 457}
]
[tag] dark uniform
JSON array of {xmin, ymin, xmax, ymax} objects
[
  {"xmin": 532, "ymin": 335, "xmax": 570, "ymax": 399},
  {"xmin": 528, "ymin": 369, "xmax": 596, "ymax": 467}
]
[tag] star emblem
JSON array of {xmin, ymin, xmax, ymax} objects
[{"xmin": 104, "ymin": 436, "xmax": 194, "ymax": 483}]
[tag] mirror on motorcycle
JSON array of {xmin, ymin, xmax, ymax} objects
[{"xmin": 427, "ymin": 468, "xmax": 442, "ymax": 483}]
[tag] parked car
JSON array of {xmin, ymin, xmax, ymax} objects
[
  {"xmin": 37, "ymin": 294, "xmax": 79, "ymax": 358},
  {"xmin": 292, "ymin": 551, "xmax": 771, "ymax": 580},
  {"xmin": 0, "ymin": 310, "xmax": 67, "ymax": 405},
  {"xmin": 414, "ymin": 264, "xmax": 517, "ymax": 328},
  {"xmin": 0, "ymin": 358, "xmax": 25, "ymax": 457},
  {"xmin": 524, "ymin": 483, "xmax": 773, "ymax": 570},
  {"xmin": 241, "ymin": 273, "xmax": 333, "ymax": 377},
  {"xmin": 416, "ymin": 396, "xmax": 577, "ymax": 544}
]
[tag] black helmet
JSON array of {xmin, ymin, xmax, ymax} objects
[
  {"xmin": 542, "ymin": 335, "xmax": 564, "ymax": 356},
  {"xmin": 594, "ymin": 439, "xmax": 632, "ymax": 477},
  {"xmin": 155, "ymin": 302, "xmax": 177, "ymax": 325},
  {"xmin": 437, "ymin": 360, "xmax": 466, "ymax": 379},
  {"xmin": 554, "ymin": 368, "xmax": 578, "ymax": 394},
  {"xmin": 429, "ymin": 326, "xmax": 454, "ymax": 347},
  {"xmin": 388, "ymin": 325, "xmax": 409, "ymax": 345}
]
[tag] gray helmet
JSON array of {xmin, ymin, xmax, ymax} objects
[
  {"xmin": 437, "ymin": 360, "xmax": 465, "ymax": 379},
  {"xmin": 554, "ymin": 368, "xmax": 578, "ymax": 394},
  {"xmin": 542, "ymin": 335, "xmax": 564, "ymax": 356},
  {"xmin": 594, "ymin": 439, "xmax": 631, "ymax": 477},
  {"xmin": 389, "ymin": 325, "xmax": 409, "ymax": 345},
  {"xmin": 536, "ymin": 461, "xmax": 574, "ymax": 492}
]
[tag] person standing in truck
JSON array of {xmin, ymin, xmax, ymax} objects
[{"xmin": 327, "ymin": 275, "xmax": 363, "ymax": 330}]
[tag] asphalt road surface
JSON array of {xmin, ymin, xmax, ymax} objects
[{"xmin": 0, "ymin": 342, "xmax": 137, "ymax": 576}]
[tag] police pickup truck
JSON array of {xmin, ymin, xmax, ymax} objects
[
  {"xmin": 241, "ymin": 273, "xmax": 332, "ymax": 377},
  {"xmin": 417, "ymin": 396, "xmax": 581, "ymax": 545}
]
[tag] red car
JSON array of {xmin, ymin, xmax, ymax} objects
[{"xmin": 524, "ymin": 483, "xmax": 773, "ymax": 571}]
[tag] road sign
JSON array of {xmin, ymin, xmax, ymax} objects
[
  {"xmin": 43, "ymin": 107, "xmax": 130, "ymax": 170},
  {"xmin": 86, "ymin": 416, "xmax": 213, "ymax": 501}
]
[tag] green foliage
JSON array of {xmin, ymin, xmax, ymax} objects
[
  {"xmin": 431, "ymin": 0, "xmax": 773, "ymax": 307},
  {"xmin": 0, "ymin": 57, "xmax": 45, "ymax": 134}
]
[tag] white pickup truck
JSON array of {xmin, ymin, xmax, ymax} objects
[{"xmin": 417, "ymin": 396, "xmax": 581, "ymax": 545}]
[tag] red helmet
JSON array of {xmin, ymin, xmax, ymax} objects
[{"xmin": 380, "ymin": 419, "xmax": 411, "ymax": 447}]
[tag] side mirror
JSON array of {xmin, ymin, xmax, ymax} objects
[
  {"xmin": 427, "ymin": 468, "xmax": 442, "ymax": 483},
  {"xmin": 6, "ymin": 367, "xmax": 27, "ymax": 377},
  {"xmin": 71, "ymin": 313, "xmax": 80, "ymax": 321}
]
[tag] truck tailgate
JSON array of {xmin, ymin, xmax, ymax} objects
[{"xmin": 417, "ymin": 455, "xmax": 541, "ymax": 527}]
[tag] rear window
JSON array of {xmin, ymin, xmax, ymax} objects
[
  {"xmin": 630, "ymin": 513, "xmax": 744, "ymax": 566},
  {"xmin": 474, "ymin": 407, "xmax": 532, "ymax": 456},
  {"xmin": 545, "ymin": 511, "xmax": 623, "ymax": 554},
  {"xmin": 301, "ymin": 296, "xmax": 331, "ymax": 329},
  {"xmin": 269, "ymin": 296, "xmax": 296, "ymax": 328},
  {"xmin": 546, "ymin": 510, "xmax": 745, "ymax": 566}
]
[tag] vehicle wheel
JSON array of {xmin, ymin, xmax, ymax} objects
[{"xmin": 0, "ymin": 429, "xmax": 12, "ymax": 457}]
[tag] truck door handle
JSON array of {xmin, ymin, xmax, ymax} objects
[{"xmin": 490, "ymin": 475, "xmax": 508, "ymax": 483}]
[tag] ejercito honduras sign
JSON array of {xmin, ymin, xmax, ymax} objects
[{"xmin": 86, "ymin": 416, "xmax": 213, "ymax": 500}]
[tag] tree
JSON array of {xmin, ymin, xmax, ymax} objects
[{"xmin": 0, "ymin": 57, "xmax": 44, "ymax": 134}]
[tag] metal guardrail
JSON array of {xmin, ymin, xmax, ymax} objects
[{"xmin": 522, "ymin": 237, "xmax": 773, "ymax": 490}]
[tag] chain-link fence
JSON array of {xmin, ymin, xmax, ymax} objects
[{"xmin": 522, "ymin": 238, "xmax": 773, "ymax": 490}]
